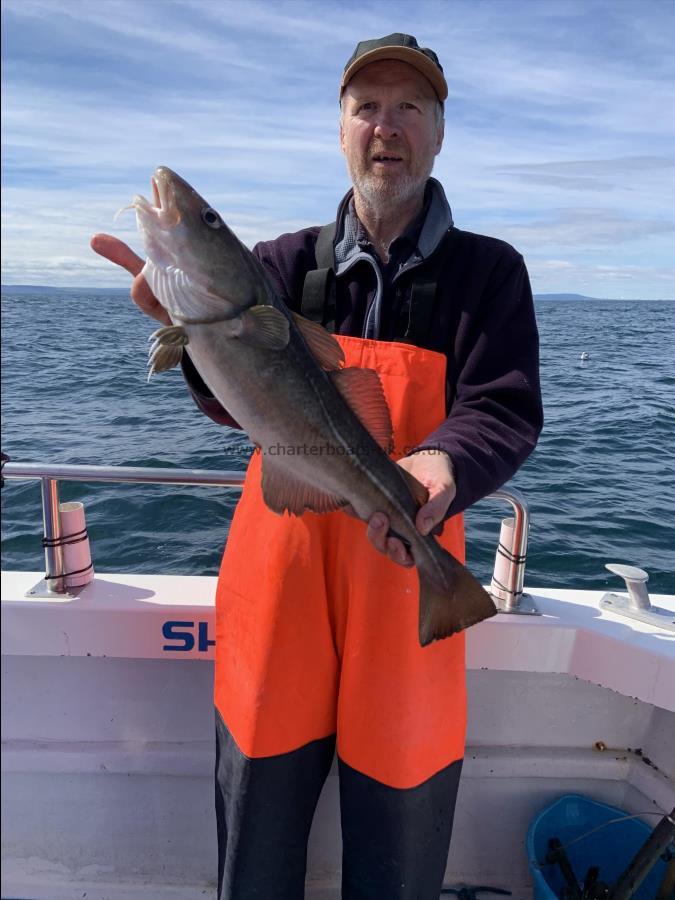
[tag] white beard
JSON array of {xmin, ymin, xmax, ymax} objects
[{"xmin": 347, "ymin": 157, "xmax": 435, "ymax": 214}]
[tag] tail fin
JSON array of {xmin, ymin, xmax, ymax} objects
[{"xmin": 417, "ymin": 544, "xmax": 497, "ymax": 647}]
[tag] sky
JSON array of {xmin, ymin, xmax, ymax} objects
[{"xmin": 2, "ymin": 0, "xmax": 674, "ymax": 298}]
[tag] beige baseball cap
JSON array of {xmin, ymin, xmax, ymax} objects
[{"xmin": 340, "ymin": 33, "xmax": 448, "ymax": 102}]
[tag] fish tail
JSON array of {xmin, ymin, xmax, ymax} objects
[{"xmin": 416, "ymin": 543, "xmax": 497, "ymax": 646}]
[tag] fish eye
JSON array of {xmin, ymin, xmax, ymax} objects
[{"xmin": 201, "ymin": 207, "xmax": 222, "ymax": 229}]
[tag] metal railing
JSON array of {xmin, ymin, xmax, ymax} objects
[{"xmin": 1, "ymin": 460, "xmax": 531, "ymax": 612}]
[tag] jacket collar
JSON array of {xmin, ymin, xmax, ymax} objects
[{"xmin": 333, "ymin": 177, "xmax": 454, "ymax": 276}]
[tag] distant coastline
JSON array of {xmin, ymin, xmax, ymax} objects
[
  {"xmin": 1, "ymin": 284, "xmax": 130, "ymax": 295},
  {"xmin": 534, "ymin": 292, "xmax": 675, "ymax": 302},
  {"xmin": 2, "ymin": 285, "xmax": 674, "ymax": 302}
]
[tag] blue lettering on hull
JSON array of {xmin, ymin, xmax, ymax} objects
[{"xmin": 162, "ymin": 620, "xmax": 215, "ymax": 652}]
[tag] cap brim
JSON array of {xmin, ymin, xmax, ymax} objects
[{"xmin": 340, "ymin": 46, "xmax": 448, "ymax": 101}]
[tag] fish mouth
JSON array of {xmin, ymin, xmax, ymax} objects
[
  {"xmin": 129, "ymin": 167, "xmax": 187, "ymax": 279},
  {"xmin": 132, "ymin": 167, "xmax": 181, "ymax": 231}
]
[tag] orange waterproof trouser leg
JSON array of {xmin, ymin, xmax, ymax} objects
[{"xmin": 214, "ymin": 336, "xmax": 466, "ymax": 899}]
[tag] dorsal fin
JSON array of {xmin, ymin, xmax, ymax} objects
[
  {"xmin": 330, "ymin": 367, "xmax": 393, "ymax": 452},
  {"xmin": 292, "ymin": 312, "xmax": 344, "ymax": 370}
]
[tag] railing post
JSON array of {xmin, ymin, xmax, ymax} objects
[{"xmin": 40, "ymin": 477, "xmax": 66, "ymax": 594}]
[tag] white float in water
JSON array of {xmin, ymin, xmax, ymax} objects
[{"xmin": 580, "ymin": 351, "xmax": 590, "ymax": 360}]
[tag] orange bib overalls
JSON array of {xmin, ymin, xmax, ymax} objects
[{"xmin": 214, "ymin": 335, "xmax": 466, "ymax": 899}]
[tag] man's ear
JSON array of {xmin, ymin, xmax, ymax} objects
[{"xmin": 435, "ymin": 121, "xmax": 444, "ymax": 156}]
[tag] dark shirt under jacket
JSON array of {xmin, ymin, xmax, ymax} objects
[
  {"xmin": 345, "ymin": 188, "xmax": 430, "ymax": 340},
  {"xmin": 182, "ymin": 180, "xmax": 543, "ymax": 518}
]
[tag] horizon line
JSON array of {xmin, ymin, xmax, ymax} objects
[{"xmin": 2, "ymin": 284, "xmax": 674, "ymax": 302}]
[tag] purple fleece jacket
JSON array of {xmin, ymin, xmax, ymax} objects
[{"xmin": 182, "ymin": 216, "xmax": 543, "ymax": 517}]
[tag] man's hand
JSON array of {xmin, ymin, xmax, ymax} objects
[
  {"xmin": 90, "ymin": 233, "xmax": 171, "ymax": 326},
  {"xmin": 364, "ymin": 450, "xmax": 457, "ymax": 567}
]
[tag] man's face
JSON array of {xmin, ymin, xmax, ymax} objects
[{"xmin": 340, "ymin": 59, "xmax": 444, "ymax": 210}]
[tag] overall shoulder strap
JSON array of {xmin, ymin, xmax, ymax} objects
[
  {"xmin": 301, "ymin": 222, "xmax": 337, "ymax": 330},
  {"xmin": 404, "ymin": 227, "xmax": 457, "ymax": 346}
]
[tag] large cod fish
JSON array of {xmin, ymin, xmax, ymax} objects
[{"xmin": 133, "ymin": 166, "xmax": 497, "ymax": 645}]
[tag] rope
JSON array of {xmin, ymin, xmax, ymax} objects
[
  {"xmin": 532, "ymin": 812, "xmax": 675, "ymax": 870},
  {"xmin": 496, "ymin": 542, "xmax": 527, "ymax": 564},
  {"xmin": 42, "ymin": 527, "xmax": 89, "ymax": 548},
  {"xmin": 490, "ymin": 574, "xmax": 522, "ymax": 596},
  {"xmin": 45, "ymin": 562, "xmax": 93, "ymax": 580}
]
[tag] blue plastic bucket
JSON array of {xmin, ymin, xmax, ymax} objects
[{"xmin": 526, "ymin": 793, "xmax": 670, "ymax": 899}]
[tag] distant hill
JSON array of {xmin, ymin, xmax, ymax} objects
[
  {"xmin": 535, "ymin": 293, "xmax": 606, "ymax": 301},
  {"xmin": 535, "ymin": 293, "xmax": 674, "ymax": 301}
]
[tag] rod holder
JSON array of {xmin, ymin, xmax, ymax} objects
[
  {"xmin": 59, "ymin": 501, "xmax": 94, "ymax": 588},
  {"xmin": 488, "ymin": 488, "xmax": 538, "ymax": 615}
]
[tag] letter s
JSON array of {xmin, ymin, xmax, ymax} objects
[{"xmin": 162, "ymin": 620, "xmax": 195, "ymax": 652}]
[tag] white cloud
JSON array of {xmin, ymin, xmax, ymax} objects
[
  {"xmin": 2, "ymin": 0, "xmax": 675, "ymax": 298},
  {"xmin": 489, "ymin": 208, "xmax": 675, "ymax": 248}
]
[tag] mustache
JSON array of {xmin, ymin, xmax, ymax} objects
[{"xmin": 368, "ymin": 142, "xmax": 406, "ymax": 157}]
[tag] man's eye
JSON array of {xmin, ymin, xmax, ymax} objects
[
  {"xmin": 401, "ymin": 102, "xmax": 419, "ymax": 111},
  {"xmin": 359, "ymin": 102, "xmax": 376, "ymax": 112}
]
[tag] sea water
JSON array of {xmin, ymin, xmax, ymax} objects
[{"xmin": 2, "ymin": 289, "xmax": 674, "ymax": 593}]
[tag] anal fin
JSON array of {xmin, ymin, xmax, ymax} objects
[{"xmin": 261, "ymin": 456, "xmax": 346, "ymax": 516}]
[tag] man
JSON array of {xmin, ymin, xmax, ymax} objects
[{"xmin": 93, "ymin": 33, "xmax": 542, "ymax": 900}]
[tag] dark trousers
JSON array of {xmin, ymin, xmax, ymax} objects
[{"xmin": 215, "ymin": 710, "xmax": 463, "ymax": 900}]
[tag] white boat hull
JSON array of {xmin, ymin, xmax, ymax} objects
[{"xmin": 2, "ymin": 571, "xmax": 674, "ymax": 899}]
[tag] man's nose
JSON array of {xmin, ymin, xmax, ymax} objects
[{"xmin": 373, "ymin": 112, "xmax": 400, "ymax": 140}]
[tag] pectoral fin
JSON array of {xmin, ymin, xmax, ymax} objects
[
  {"xmin": 148, "ymin": 325, "xmax": 189, "ymax": 378},
  {"xmin": 236, "ymin": 306, "xmax": 290, "ymax": 350}
]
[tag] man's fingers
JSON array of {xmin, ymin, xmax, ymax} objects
[
  {"xmin": 91, "ymin": 233, "xmax": 144, "ymax": 277},
  {"xmin": 415, "ymin": 504, "xmax": 446, "ymax": 537},
  {"xmin": 91, "ymin": 233, "xmax": 170, "ymax": 325},
  {"xmin": 367, "ymin": 513, "xmax": 414, "ymax": 567},
  {"xmin": 416, "ymin": 505, "xmax": 440, "ymax": 536},
  {"xmin": 386, "ymin": 536, "xmax": 414, "ymax": 567},
  {"xmin": 366, "ymin": 513, "xmax": 389, "ymax": 554},
  {"xmin": 131, "ymin": 272, "xmax": 172, "ymax": 325},
  {"xmin": 131, "ymin": 271, "xmax": 156, "ymax": 305},
  {"xmin": 415, "ymin": 485, "xmax": 456, "ymax": 536}
]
